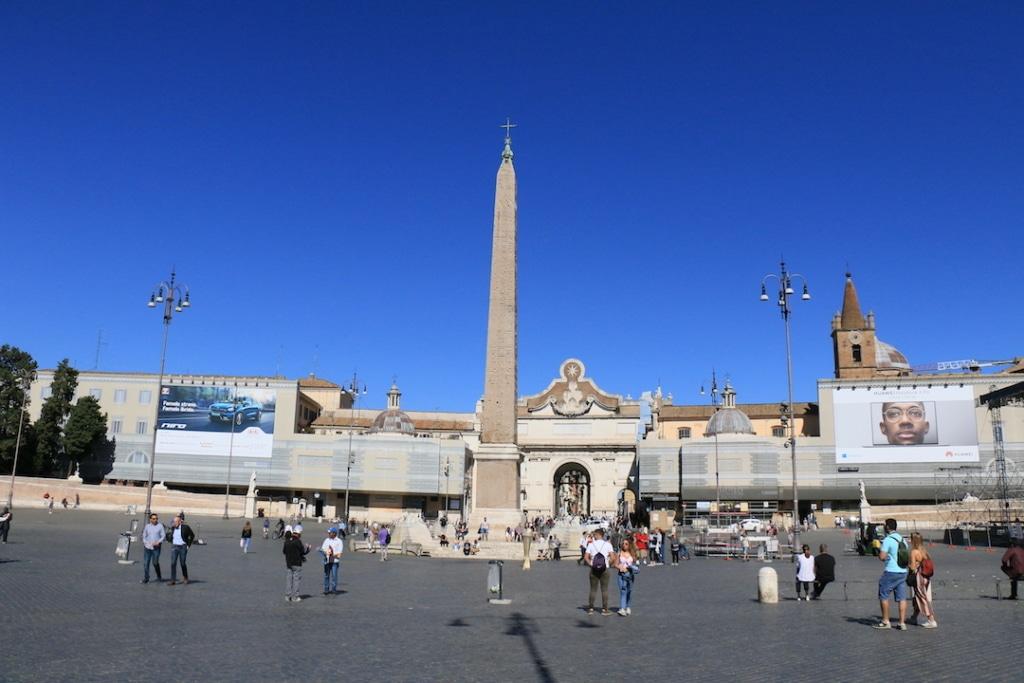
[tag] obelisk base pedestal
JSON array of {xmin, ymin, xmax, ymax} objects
[{"xmin": 471, "ymin": 443, "xmax": 522, "ymax": 530}]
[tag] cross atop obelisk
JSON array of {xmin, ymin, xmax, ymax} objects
[
  {"xmin": 473, "ymin": 123, "xmax": 522, "ymax": 526},
  {"xmin": 500, "ymin": 117, "xmax": 516, "ymax": 160}
]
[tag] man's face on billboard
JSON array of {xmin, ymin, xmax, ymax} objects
[{"xmin": 879, "ymin": 402, "xmax": 929, "ymax": 445}]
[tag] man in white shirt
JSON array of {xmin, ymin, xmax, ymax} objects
[
  {"xmin": 321, "ymin": 527, "xmax": 344, "ymax": 595},
  {"xmin": 584, "ymin": 528, "xmax": 617, "ymax": 615},
  {"xmin": 167, "ymin": 515, "xmax": 194, "ymax": 586}
]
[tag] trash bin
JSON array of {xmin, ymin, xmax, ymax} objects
[{"xmin": 488, "ymin": 560, "xmax": 510, "ymax": 604}]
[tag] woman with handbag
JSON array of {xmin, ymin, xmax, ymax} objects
[
  {"xmin": 616, "ymin": 537, "xmax": 638, "ymax": 616},
  {"xmin": 908, "ymin": 532, "xmax": 937, "ymax": 628}
]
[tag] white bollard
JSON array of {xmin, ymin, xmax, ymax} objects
[{"xmin": 758, "ymin": 566, "xmax": 779, "ymax": 604}]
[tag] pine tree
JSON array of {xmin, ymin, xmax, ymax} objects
[
  {"xmin": 33, "ymin": 359, "xmax": 78, "ymax": 476},
  {"xmin": 63, "ymin": 396, "xmax": 114, "ymax": 480},
  {"xmin": 0, "ymin": 345, "xmax": 37, "ymax": 473}
]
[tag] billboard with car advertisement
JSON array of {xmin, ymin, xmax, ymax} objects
[
  {"xmin": 833, "ymin": 385, "xmax": 978, "ymax": 464},
  {"xmin": 155, "ymin": 385, "xmax": 276, "ymax": 458}
]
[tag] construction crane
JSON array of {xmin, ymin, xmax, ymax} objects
[{"xmin": 911, "ymin": 357, "xmax": 1021, "ymax": 374}]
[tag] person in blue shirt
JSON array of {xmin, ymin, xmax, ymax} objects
[{"xmin": 873, "ymin": 518, "xmax": 909, "ymax": 630}]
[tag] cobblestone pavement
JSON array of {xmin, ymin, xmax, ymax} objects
[{"xmin": 1, "ymin": 511, "xmax": 1020, "ymax": 682}]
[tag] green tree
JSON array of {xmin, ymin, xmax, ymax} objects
[
  {"xmin": 33, "ymin": 359, "xmax": 78, "ymax": 476},
  {"xmin": 63, "ymin": 396, "xmax": 114, "ymax": 480},
  {"xmin": 0, "ymin": 345, "xmax": 37, "ymax": 473}
]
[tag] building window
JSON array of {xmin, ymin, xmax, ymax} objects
[
  {"xmin": 126, "ymin": 450, "xmax": 149, "ymax": 464},
  {"xmin": 772, "ymin": 426, "xmax": 786, "ymax": 438},
  {"xmin": 139, "ymin": 390, "xmax": 152, "ymax": 405},
  {"xmin": 136, "ymin": 420, "xmax": 148, "ymax": 435},
  {"xmin": 677, "ymin": 427, "xmax": 691, "ymax": 439},
  {"xmin": 89, "ymin": 388, "xmax": 102, "ymax": 400},
  {"xmin": 114, "ymin": 389, "xmax": 126, "ymax": 404},
  {"xmin": 852, "ymin": 344, "xmax": 862, "ymax": 363},
  {"xmin": 110, "ymin": 418, "xmax": 123, "ymax": 435},
  {"xmin": 41, "ymin": 385, "xmax": 52, "ymax": 399}
]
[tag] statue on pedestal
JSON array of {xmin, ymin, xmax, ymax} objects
[
  {"xmin": 858, "ymin": 479, "xmax": 872, "ymax": 524},
  {"xmin": 244, "ymin": 471, "xmax": 258, "ymax": 519}
]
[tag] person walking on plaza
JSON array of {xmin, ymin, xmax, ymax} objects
[
  {"xmin": 908, "ymin": 532, "xmax": 937, "ymax": 628},
  {"xmin": 240, "ymin": 521, "xmax": 252, "ymax": 554},
  {"xmin": 812, "ymin": 544, "xmax": 836, "ymax": 599},
  {"xmin": 140, "ymin": 513, "xmax": 164, "ymax": 583},
  {"xmin": 1001, "ymin": 538, "xmax": 1024, "ymax": 600},
  {"xmin": 378, "ymin": 524, "xmax": 390, "ymax": 562},
  {"xmin": 0, "ymin": 506, "xmax": 11, "ymax": 543},
  {"xmin": 635, "ymin": 528, "xmax": 649, "ymax": 566},
  {"xmin": 584, "ymin": 528, "xmax": 616, "ymax": 616},
  {"xmin": 262, "ymin": 517, "xmax": 270, "ymax": 540},
  {"xmin": 167, "ymin": 514, "xmax": 195, "ymax": 586},
  {"xmin": 283, "ymin": 527, "xmax": 310, "ymax": 602},
  {"xmin": 873, "ymin": 518, "xmax": 909, "ymax": 630},
  {"xmin": 648, "ymin": 529, "xmax": 661, "ymax": 565},
  {"xmin": 669, "ymin": 531, "xmax": 681, "ymax": 565},
  {"xmin": 578, "ymin": 532, "xmax": 590, "ymax": 566},
  {"xmin": 795, "ymin": 545, "xmax": 815, "ymax": 600},
  {"xmin": 321, "ymin": 527, "xmax": 343, "ymax": 595},
  {"xmin": 615, "ymin": 537, "xmax": 638, "ymax": 616}
]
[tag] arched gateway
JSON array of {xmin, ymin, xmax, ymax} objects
[{"xmin": 554, "ymin": 462, "xmax": 591, "ymax": 517}]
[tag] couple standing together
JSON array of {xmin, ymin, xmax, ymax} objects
[{"xmin": 583, "ymin": 528, "xmax": 638, "ymax": 616}]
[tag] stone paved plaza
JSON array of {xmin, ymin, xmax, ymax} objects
[{"xmin": 1, "ymin": 510, "xmax": 1020, "ymax": 682}]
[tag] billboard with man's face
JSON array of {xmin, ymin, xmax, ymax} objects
[
  {"xmin": 155, "ymin": 385, "xmax": 277, "ymax": 458},
  {"xmin": 833, "ymin": 385, "xmax": 978, "ymax": 463}
]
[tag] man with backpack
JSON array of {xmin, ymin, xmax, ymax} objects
[
  {"xmin": 873, "ymin": 518, "xmax": 909, "ymax": 630},
  {"xmin": 584, "ymin": 528, "xmax": 617, "ymax": 616}
]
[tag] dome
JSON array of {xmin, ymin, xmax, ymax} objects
[
  {"xmin": 369, "ymin": 409, "xmax": 416, "ymax": 435},
  {"xmin": 704, "ymin": 408, "xmax": 756, "ymax": 436},
  {"xmin": 368, "ymin": 381, "xmax": 416, "ymax": 435},
  {"xmin": 703, "ymin": 381, "xmax": 756, "ymax": 436},
  {"xmin": 876, "ymin": 339, "xmax": 910, "ymax": 371}
]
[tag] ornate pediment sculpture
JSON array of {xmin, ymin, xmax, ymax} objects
[{"xmin": 524, "ymin": 359, "xmax": 620, "ymax": 417}]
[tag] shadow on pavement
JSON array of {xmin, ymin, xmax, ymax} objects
[{"xmin": 505, "ymin": 612, "xmax": 556, "ymax": 683}]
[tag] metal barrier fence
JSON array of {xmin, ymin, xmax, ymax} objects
[{"xmin": 832, "ymin": 577, "xmax": 1017, "ymax": 601}]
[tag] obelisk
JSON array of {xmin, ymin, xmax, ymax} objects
[{"xmin": 473, "ymin": 122, "xmax": 522, "ymax": 527}]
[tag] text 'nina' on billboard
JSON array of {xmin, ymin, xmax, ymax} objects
[
  {"xmin": 832, "ymin": 384, "xmax": 979, "ymax": 464},
  {"xmin": 155, "ymin": 385, "xmax": 276, "ymax": 458}
]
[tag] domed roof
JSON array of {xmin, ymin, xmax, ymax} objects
[
  {"xmin": 876, "ymin": 339, "xmax": 910, "ymax": 370},
  {"xmin": 369, "ymin": 409, "xmax": 416, "ymax": 435},
  {"xmin": 368, "ymin": 381, "xmax": 416, "ymax": 435},
  {"xmin": 703, "ymin": 381, "xmax": 756, "ymax": 436},
  {"xmin": 704, "ymin": 408, "xmax": 756, "ymax": 437}
]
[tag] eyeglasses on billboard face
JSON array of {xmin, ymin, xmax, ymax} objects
[{"xmin": 883, "ymin": 407, "xmax": 925, "ymax": 422}]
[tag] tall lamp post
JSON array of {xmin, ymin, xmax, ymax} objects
[
  {"xmin": 343, "ymin": 372, "xmax": 366, "ymax": 523},
  {"xmin": 144, "ymin": 269, "xmax": 191, "ymax": 517},
  {"xmin": 760, "ymin": 260, "xmax": 810, "ymax": 556},
  {"xmin": 5, "ymin": 372, "xmax": 34, "ymax": 508},
  {"xmin": 699, "ymin": 370, "xmax": 722, "ymax": 516},
  {"xmin": 222, "ymin": 388, "xmax": 240, "ymax": 519}
]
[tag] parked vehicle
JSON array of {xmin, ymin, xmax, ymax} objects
[{"xmin": 738, "ymin": 518, "xmax": 764, "ymax": 533}]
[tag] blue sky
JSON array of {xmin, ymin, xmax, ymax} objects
[{"xmin": 1, "ymin": 3, "xmax": 1021, "ymax": 411}]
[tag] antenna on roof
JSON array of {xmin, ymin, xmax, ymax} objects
[{"xmin": 93, "ymin": 329, "xmax": 108, "ymax": 370}]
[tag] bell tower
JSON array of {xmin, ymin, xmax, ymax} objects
[{"xmin": 831, "ymin": 273, "xmax": 879, "ymax": 379}]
